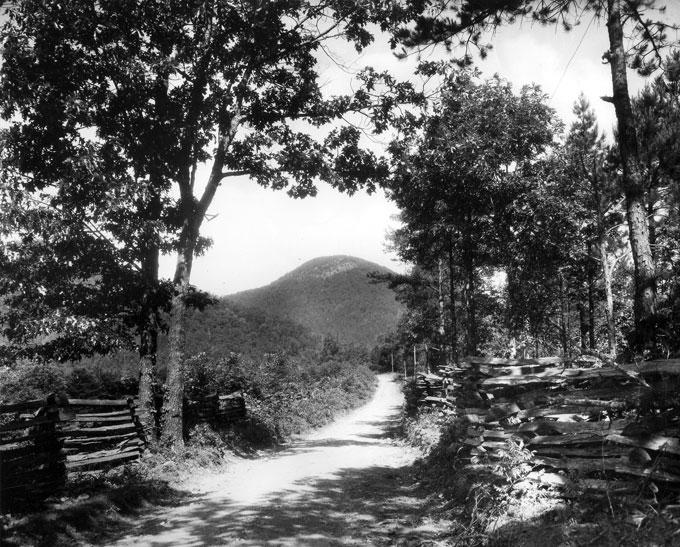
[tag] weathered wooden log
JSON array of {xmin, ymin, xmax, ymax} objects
[
  {"xmin": 66, "ymin": 445, "xmax": 140, "ymax": 463},
  {"xmin": 529, "ymin": 433, "xmax": 610, "ymax": 446},
  {"xmin": 0, "ymin": 417, "xmax": 56, "ymax": 433},
  {"xmin": 515, "ymin": 419, "xmax": 629, "ymax": 435},
  {"xmin": 0, "ymin": 399, "xmax": 45, "ymax": 413},
  {"xmin": 535, "ymin": 456, "xmax": 680, "ymax": 483},
  {"xmin": 74, "ymin": 415, "xmax": 135, "ymax": 424},
  {"xmin": 531, "ymin": 446, "xmax": 631, "ymax": 458},
  {"xmin": 0, "ymin": 433, "xmax": 61, "ymax": 448},
  {"xmin": 74, "ymin": 409, "xmax": 133, "ymax": 419},
  {"xmin": 420, "ymin": 396, "xmax": 455, "ymax": 408},
  {"xmin": 63, "ymin": 432, "xmax": 138, "ymax": 449},
  {"xmin": 66, "ymin": 450, "xmax": 140, "ymax": 471},
  {"xmin": 514, "ymin": 406, "xmax": 606, "ymax": 420},
  {"xmin": 67, "ymin": 398, "xmax": 133, "ymax": 407},
  {"xmin": 483, "ymin": 430, "xmax": 518, "ymax": 441},
  {"xmin": 578, "ymin": 478, "xmax": 640, "ymax": 494},
  {"xmin": 605, "ymin": 434, "xmax": 680, "ymax": 456},
  {"xmin": 468, "ymin": 356, "xmax": 565, "ymax": 367},
  {"xmin": 61, "ymin": 423, "xmax": 137, "ymax": 436}
]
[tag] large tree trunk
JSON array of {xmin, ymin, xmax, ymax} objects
[
  {"xmin": 606, "ymin": 0, "xmax": 656, "ymax": 348},
  {"xmin": 447, "ymin": 240, "xmax": 458, "ymax": 361},
  {"xmin": 160, "ymin": 224, "xmax": 197, "ymax": 447},
  {"xmin": 647, "ymin": 194, "xmax": 656, "ymax": 257},
  {"xmin": 599, "ymin": 239, "xmax": 617, "ymax": 356},
  {"xmin": 587, "ymin": 243, "xmax": 596, "ymax": 350},
  {"xmin": 138, "ymin": 315, "xmax": 158, "ymax": 441},
  {"xmin": 137, "ymin": 257, "xmax": 159, "ymax": 441},
  {"xmin": 463, "ymin": 218, "xmax": 477, "ymax": 356},
  {"xmin": 559, "ymin": 272, "xmax": 569, "ymax": 357},
  {"xmin": 137, "ymin": 187, "xmax": 161, "ymax": 441},
  {"xmin": 578, "ymin": 300, "xmax": 589, "ymax": 352},
  {"xmin": 437, "ymin": 258, "xmax": 446, "ymax": 346}
]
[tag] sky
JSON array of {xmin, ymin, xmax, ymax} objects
[{"xmin": 160, "ymin": 5, "xmax": 680, "ymax": 296}]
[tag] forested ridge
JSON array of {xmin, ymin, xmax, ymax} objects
[{"xmin": 1, "ymin": 0, "xmax": 680, "ymax": 544}]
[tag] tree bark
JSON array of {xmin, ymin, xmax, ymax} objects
[
  {"xmin": 599, "ymin": 239, "xmax": 618, "ymax": 356},
  {"xmin": 587, "ymin": 243, "xmax": 596, "ymax": 350},
  {"xmin": 559, "ymin": 271, "xmax": 569, "ymax": 357},
  {"xmin": 447, "ymin": 239, "xmax": 458, "ymax": 361},
  {"xmin": 138, "ymin": 314, "xmax": 158, "ymax": 441},
  {"xmin": 138, "ymin": 71, "xmax": 167, "ymax": 441},
  {"xmin": 534, "ymin": 337, "xmax": 539, "ymax": 359},
  {"xmin": 578, "ymin": 300, "xmax": 588, "ymax": 352},
  {"xmin": 437, "ymin": 258, "xmax": 446, "ymax": 347},
  {"xmin": 463, "ymin": 216, "xmax": 477, "ymax": 356},
  {"xmin": 647, "ymin": 192, "xmax": 656, "ymax": 259},
  {"xmin": 160, "ymin": 224, "xmax": 196, "ymax": 447},
  {"xmin": 137, "ymin": 235, "xmax": 159, "ymax": 441},
  {"xmin": 606, "ymin": 0, "xmax": 656, "ymax": 348},
  {"xmin": 160, "ymin": 122, "xmax": 231, "ymax": 447}
]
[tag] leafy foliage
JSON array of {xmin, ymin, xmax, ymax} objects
[{"xmin": 181, "ymin": 348, "xmax": 376, "ymax": 442}]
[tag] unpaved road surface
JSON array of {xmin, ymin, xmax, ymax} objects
[{"xmin": 106, "ymin": 374, "xmax": 433, "ymax": 546}]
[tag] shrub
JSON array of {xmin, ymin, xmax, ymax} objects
[
  {"xmin": 181, "ymin": 349, "xmax": 376, "ymax": 445},
  {"xmin": 0, "ymin": 362, "xmax": 68, "ymax": 402}
]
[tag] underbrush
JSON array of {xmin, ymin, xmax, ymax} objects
[
  {"xmin": 0, "ymin": 361, "xmax": 137, "ymax": 402},
  {"xmin": 184, "ymin": 350, "xmax": 377, "ymax": 443},
  {"xmin": 1, "ymin": 345, "xmax": 377, "ymax": 446},
  {"xmin": 402, "ymin": 407, "xmax": 680, "ymax": 546},
  {"xmin": 0, "ymin": 464, "xmax": 188, "ymax": 547},
  {"xmin": 0, "ymin": 346, "xmax": 377, "ymax": 544}
]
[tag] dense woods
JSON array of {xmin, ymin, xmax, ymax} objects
[
  {"xmin": 376, "ymin": 1, "xmax": 680, "ymax": 367},
  {"xmin": 380, "ymin": 63, "xmax": 680, "ymax": 363}
]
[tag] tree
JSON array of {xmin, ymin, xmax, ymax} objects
[
  {"xmin": 0, "ymin": 123, "xmax": 180, "ymax": 436},
  {"xmin": 562, "ymin": 95, "xmax": 623, "ymax": 355},
  {"xmin": 0, "ymin": 0, "xmax": 413, "ymax": 447},
  {"xmin": 386, "ymin": 70, "xmax": 558, "ymax": 356},
  {"xmin": 392, "ymin": 0, "xmax": 678, "ymax": 348},
  {"xmin": 632, "ymin": 51, "xmax": 680, "ymax": 353}
]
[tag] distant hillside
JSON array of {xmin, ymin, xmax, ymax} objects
[
  {"xmin": 227, "ymin": 256, "xmax": 404, "ymax": 348},
  {"xmin": 175, "ymin": 299, "xmax": 319, "ymax": 360},
  {"xmin": 65, "ymin": 299, "xmax": 319, "ymax": 378}
]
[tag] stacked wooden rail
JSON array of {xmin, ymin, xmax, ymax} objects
[
  {"xmin": 60, "ymin": 397, "xmax": 146, "ymax": 472},
  {"xmin": 416, "ymin": 357, "xmax": 680, "ymax": 495},
  {"xmin": 0, "ymin": 395, "xmax": 147, "ymax": 512},
  {"xmin": 0, "ymin": 395, "xmax": 65, "ymax": 512},
  {"xmin": 218, "ymin": 391, "xmax": 247, "ymax": 421},
  {"xmin": 184, "ymin": 391, "xmax": 247, "ymax": 427}
]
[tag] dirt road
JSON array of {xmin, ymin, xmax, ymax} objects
[{"xmin": 106, "ymin": 374, "xmax": 430, "ymax": 546}]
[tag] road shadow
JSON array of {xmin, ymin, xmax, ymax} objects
[
  {"xmin": 105, "ymin": 461, "xmax": 438, "ymax": 546},
  {"xmin": 100, "ymin": 375, "xmax": 436, "ymax": 546}
]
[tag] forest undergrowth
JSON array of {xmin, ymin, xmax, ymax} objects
[
  {"xmin": 0, "ymin": 346, "xmax": 377, "ymax": 546},
  {"xmin": 401, "ymin": 387, "xmax": 680, "ymax": 546}
]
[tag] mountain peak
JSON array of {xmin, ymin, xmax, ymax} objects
[
  {"xmin": 279, "ymin": 255, "xmax": 385, "ymax": 282},
  {"xmin": 227, "ymin": 255, "xmax": 402, "ymax": 347}
]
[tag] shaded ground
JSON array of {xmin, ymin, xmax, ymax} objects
[{"xmin": 104, "ymin": 374, "xmax": 448, "ymax": 546}]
